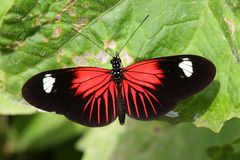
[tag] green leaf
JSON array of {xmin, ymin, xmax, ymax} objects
[{"xmin": 0, "ymin": 0, "xmax": 240, "ymax": 132}]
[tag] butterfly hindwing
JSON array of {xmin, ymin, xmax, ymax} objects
[
  {"xmin": 22, "ymin": 67, "xmax": 117, "ymax": 127},
  {"xmin": 122, "ymin": 55, "xmax": 216, "ymax": 120}
]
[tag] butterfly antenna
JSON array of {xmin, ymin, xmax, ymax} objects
[
  {"xmin": 117, "ymin": 15, "xmax": 149, "ymax": 56},
  {"xmin": 72, "ymin": 28, "xmax": 114, "ymax": 57}
]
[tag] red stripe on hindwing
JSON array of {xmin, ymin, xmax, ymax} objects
[
  {"xmin": 62, "ymin": 67, "xmax": 117, "ymax": 126},
  {"xmin": 89, "ymin": 96, "xmax": 96, "ymax": 123},
  {"xmin": 83, "ymin": 96, "xmax": 94, "ymax": 113},
  {"xmin": 122, "ymin": 59, "xmax": 165, "ymax": 120},
  {"xmin": 144, "ymin": 90, "xmax": 157, "ymax": 115},
  {"xmin": 97, "ymin": 98, "xmax": 101, "ymax": 125},
  {"xmin": 122, "ymin": 79, "xmax": 159, "ymax": 118},
  {"xmin": 139, "ymin": 93, "xmax": 148, "ymax": 118},
  {"xmin": 61, "ymin": 68, "xmax": 118, "ymax": 126},
  {"xmin": 103, "ymin": 91, "xmax": 109, "ymax": 123},
  {"xmin": 130, "ymin": 87, "xmax": 140, "ymax": 118},
  {"xmin": 122, "ymin": 81, "xmax": 131, "ymax": 116},
  {"xmin": 109, "ymin": 81, "xmax": 117, "ymax": 119}
]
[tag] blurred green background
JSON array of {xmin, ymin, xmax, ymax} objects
[{"xmin": 1, "ymin": 0, "xmax": 240, "ymax": 160}]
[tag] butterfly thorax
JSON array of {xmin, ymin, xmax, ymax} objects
[{"xmin": 111, "ymin": 56, "xmax": 123, "ymax": 84}]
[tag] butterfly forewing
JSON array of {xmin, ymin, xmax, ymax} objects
[
  {"xmin": 22, "ymin": 67, "xmax": 117, "ymax": 127},
  {"xmin": 122, "ymin": 55, "xmax": 216, "ymax": 120}
]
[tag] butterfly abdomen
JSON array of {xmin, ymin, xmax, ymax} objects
[{"xmin": 116, "ymin": 83, "xmax": 126, "ymax": 125}]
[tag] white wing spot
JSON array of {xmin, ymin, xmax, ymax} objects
[
  {"xmin": 178, "ymin": 58, "xmax": 193, "ymax": 77},
  {"xmin": 165, "ymin": 111, "xmax": 179, "ymax": 118},
  {"xmin": 43, "ymin": 74, "xmax": 56, "ymax": 93}
]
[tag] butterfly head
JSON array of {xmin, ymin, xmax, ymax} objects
[
  {"xmin": 110, "ymin": 56, "xmax": 121, "ymax": 64},
  {"xmin": 111, "ymin": 56, "xmax": 123, "ymax": 83}
]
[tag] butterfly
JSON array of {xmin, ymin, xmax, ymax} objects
[
  {"xmin": 22, "ymin": 15, "xmax": 216, "ymax": 127},
  {"xmin": 22, "ymin": 54, "xmax": 216, "ymax": 127}
]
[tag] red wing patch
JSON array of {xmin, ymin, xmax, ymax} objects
[
  {"xmin": 122, "ymin": 59, "xmax": 165, "ymax": 120},
  {"xmin": 70, "ymin": 69, "xmax": 118, "ymax": 126}
]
